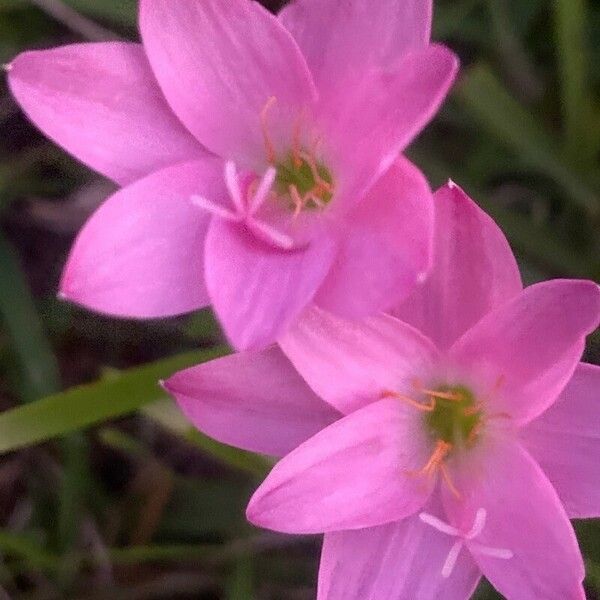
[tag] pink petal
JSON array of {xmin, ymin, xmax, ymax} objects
[
  {"xmin": 521, "ymin": 362, "xmax": 600, "ymax": 519},
  {"xmin": 318, "ymin": 501, "xmax": 481, "ymax": 600},
  {"xmin": 60, "ymin": 159, "xmax": 225, "ymax": 318},
  {"xmin": 449, "ymin": 279, "xmax": 600, "ymax": 424},
  {"xmin": 8, "ymin": 42, "xmax": 206, "ymax": 185},
  {"xmin": 318, "ymin": 45, "xmax": 458, "ymax": 198},
  {"xmin": 280, "ymin": 0, "xmax": 431, "ymax": 92},
  {"xmin": 392, "ymin": 182, "xmax": 523, "ymax": 349},
  {"xmin": 164, "ymin": 347, "xmax": 340, "ymax": 458},
  {"xmin": 315, "ymin": 158, "xmax": 434, "ymax": 319},
  {"xmin": 204, "ymin": 220, "xmax": 336, "ymax": 351},
  {"xmin": 246, "ymin": 399, "xmax": 433, "ymax": 534},
  {"xmin": 442, "ymin": 438, "xmax": 585, "ymax": 600},
  {"xmin": 279, "ymin": 308, "xmax": 439, "ymax": 415},
  {"xmin": 139, "ymin": 0, "xmax": 317, "ymax": 167}
]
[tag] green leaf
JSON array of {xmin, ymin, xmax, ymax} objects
[
  {"xmin": 0, "ymin": 0, "xmax": 137, "ymax": 25},
  {"xmin": 457, "ymin": 64, "xmax": 599, "ymax": 216},
  {"xmin": 553, "ymin": 0, "xmax": 593, "ymax": 162},
  {"xmin": 0, "ymin": 233, "xmax": 60, "ymax": 401},
  {"xmin": 227, "ymin": 553, "xmax": 254, "ymax": 600},
  {"xmin": 0, "ymin": 347, "xmax": 228, "ymax": 454},
  {"xmin": 65, "ymin": 0, "xmax": 137, "ymax": 25}
]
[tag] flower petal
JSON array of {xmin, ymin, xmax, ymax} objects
[
  {"xmin": 449, "ymin": 279, "xmax": 600, "ymax": 424},
  {"xmin": 279, "ymin": 308, "xmax": 439, "ymax": 415},
  {"xmin": 139, "ymin": 0, "xmax": 317, "ymax": 167},
  {"xmin": 8, "ymin": 42, "xmax": 206, "ymax": 185},
  {"xmin": 204, "ymin": 220, "xmax": 336, "ymax": 351},
  {"xmin": 442, "ymin": 438, "xmax": 585, "ymax": 600},
  {"xmin": 318, "ymin": 502, "xmax": 481, "ymax": 600},
  {"xmin": 60, "ymin": 159, "xmax": 225, "ymax": 318},
  {"xmin": 315, "ymin": 158, "xmax": 434, "ymax": 319},
  {"xmin": 246, "ymin": 399, "xmax": 433, "ymax": 534},
  {"xmin": 164, "ymin": 347, "xmax": 340, "ymax": 457},
  {"xmin": 392, "ymin": 182, "xmax": 523, "ymax": 349},
  {"xmin": 280, "ymin": 0, "xmax": 432, "ymax": 92},
  {"xmin": 318, "ymin": 45, "xmax": 458, "ymax": 199},
  {"xmin": 521, "ymin": 362, "xmax": 600, "ymax": 519}
]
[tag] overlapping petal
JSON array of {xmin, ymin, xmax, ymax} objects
[
  {"xmin": 279, "ymin": 308, "xmax": 439, "ymax": 414},
  {"xmin": 392, "ymin": 182, "xmax": 522, "ymax": 349},
  {"xmin": 442, "ymin": 439, "xmax": 585, "ymax": 600},
  {"xmin": 280, "ymin": 0, "xmax": 432, "ymax": 91},
  {"xmin": 139, "ymin": 0, "xmax": 317, "ymax": 167},
  {"xmin": 522, "ymin": 362, "xmax": 600, "ymax": 519},
  {"xmin": 8, "ymin": 42, "xmax": 206, "ymax": 185},
  {"xmin": 315, "ymin": 158, "xmax": 434, "ymax": 318},
  {"xmin": 204, "ymin": 220, "xmax": 337, "ymax": 351},
  {"xmin": 60, "ymin": 159, "xmax": 225, "ymax": 318},
  {"xmin": 164, "ymin": 347, "xmax": 340, "ymax": 458},
  {"xmin": 318, "ymin": 45, "xmax": 459, "ymax": 199},
  {"xmin": 449, "ymin": 279, "xmax": 600, "ymax": 424},
  {"xmin": 318, "ymin": 502, "xmax": 481, "ymax": 600},
  {"xmin": 246, "ymin": 399, "xmax": 433, "ymax": 534}
]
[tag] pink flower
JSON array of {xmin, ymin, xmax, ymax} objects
[
  {"xmin": 7, "ymin": 0, "xmax": 458, "ymax": 350},
  {"xmin": 164, "ymin": 184, "xmax": 600, "ymax": 599}
]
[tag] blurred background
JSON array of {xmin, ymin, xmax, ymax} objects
[{"xmin": 0, "ymin": 0, "xmax": 598, "ymax": 598}]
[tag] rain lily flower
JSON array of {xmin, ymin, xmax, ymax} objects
[
  {"xmin": 165, "ymin": 184, "xmax": 600, "ymax": 599},
  {"xmin": 7, "ymin": 0, "xmax": 458, "ymax": 350}
]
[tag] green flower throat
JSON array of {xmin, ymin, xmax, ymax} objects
[{"xmin": 425, "ymin": 386, "xmax": 482, "ymax": 446}]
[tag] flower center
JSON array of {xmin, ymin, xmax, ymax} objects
[
  {"xmin": 424, "ymin": 385, "xmax": 482, "ymax": 447},
  {"xmin": 274, "ymin": 152, "xmax": 334, "ymax": 212},
  {"xmin": 261, "ymin": 96, "xmax": 335, "ymax": 216}
]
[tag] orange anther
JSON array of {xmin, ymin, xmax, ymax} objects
[
  {"xmin": 260, "ymin": 96, "xmax": 278, "ymax": 164},
  {"xmin": 292, "ymin": 116, "xmax": 303, "ymax": 168},
  {"xmin": 462, "ymin": 403, "xmax": 483, "ymax": 417},
  {"xmin": 420, "ymin": 388, "xmax": 464, "ymax": 402},
  {"xmin": 410, "ymin": 440, "xmax": 461, "ymax": 498},
  {"xmin": 381, "ymin": 390, "xmax": 435, "ymax": 412},
  {"xmin": 289, "ymin": 184, "xmax": 304, "ymax": 218}
]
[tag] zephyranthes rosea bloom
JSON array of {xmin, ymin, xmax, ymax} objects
[
  {"xmin": 165, "ymin": 184, "xmax": 600, "ymax": 599},
  {"xmin": 7, "ymin": 0, "xmax": 457, "ymax": 350}
]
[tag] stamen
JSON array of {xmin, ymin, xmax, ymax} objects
[
  {"xmin": 421, "ymin": 440, "xmax": 453, "ymax": 475},
  {"xmin": 190, "ymin": 195, "xmax": 238, "ymax": 221},
  {"xmin": 249, "ymin": 167, "xmax": 277, "ymax": 214},
  {"xmin": 292, "ymin": 115, "xmax": 303, "ymax": 168},
  {"xmin": 224, "ymin": 161, "xmax": 245, "ymax": 213},
  {"xmin": 439, "ymin": 463, "xmax": 461, "ymax": 499},
  {"xmin": 421, "ymin": 388, "xmax": 464, "ymax": 402},
  {"xmin": 462, "ymin": 403, "xmax": 483, "ymax": 417},
  {"xmin": 300, "ymin": 151, "xmax": 334, "ymax": 193},
  {"xmin": 306, "ymin": 192, "xmax": 326, "ymax": 209},
  {"xmin": 260, "ymin": 96, "xmax": 277, "ymax": 164},
  {"xmin": 409, "ymin": 440, "xmax": 460, "ymax": 497},
  {"xmin": 381, "ymin": 390, "xmax": 435, "ymax": 412},
  {"xmin": 289, "ymin": 184, "xmax": 305, "ymax": 218}
]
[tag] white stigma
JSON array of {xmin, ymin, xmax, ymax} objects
[
  {"xmin": 191, "ymin": 161, "xmax": 294, "ymax": 250},
  {"xmin": 419, "ymin": 507, "xmax": 513, "ymax": 578},
  {"xmin": 249, "ymin": 166, "xmax": 277, "ymax": 214},
  {"xmin": 225, "ymin": 160, "xmax": 245, "ymax": 213}
]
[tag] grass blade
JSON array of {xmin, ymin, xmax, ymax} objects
[{"xmin": 0, "ymin": 347, "xmax": 228, "ymax": 454}]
